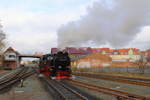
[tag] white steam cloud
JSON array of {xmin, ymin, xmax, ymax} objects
[{"xmin": 57, "ymin": 0, "xmax": 150, "ymax": 48}]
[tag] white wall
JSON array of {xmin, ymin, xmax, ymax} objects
[{"xmin": 4, "ymin": 52, "xmax": 17, "ymax": 61}]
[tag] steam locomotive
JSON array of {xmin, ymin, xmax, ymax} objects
[{"xmin": 39, "ymin": 51, "xmax": 72, "ymax": 79}]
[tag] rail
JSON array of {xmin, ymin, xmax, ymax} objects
[
  {"xmin": 43, "ymin": 78, "xmax": 88, "ymax": 100},
  {"xmin": 68, "ymin": 80, "xmax": 150, "ymax": 100},
  {"xmin": 73, "ymin": 72, "xmax": 150, "ymax": 87},
  {"xmin": 0, "ymin": 67, "xmax": 34, "ymax": 91}
]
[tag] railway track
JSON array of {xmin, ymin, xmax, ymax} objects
[
  {"xmin": 73, "ymin": 72, "xmax": 150, "ymax": 87},
  {"xmin": 0, "ymin": 67, "xmax": 27, "ymax": 82},
  {"xmin": 68, "ymin": 80, "xmax": 150, "ymax": 100},
  {"xmin": 43, "ymin": 77, "xmax": 88, "ymax": 100},
  {"xmin": 0, "ymin": 67, "xmax": 34, "ymax": 91}
]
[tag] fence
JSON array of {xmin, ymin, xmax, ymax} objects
[{"xmin": 73, "ymin": 66, "xmax": 150, "ymax": 74}]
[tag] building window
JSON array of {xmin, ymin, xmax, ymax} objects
[
  {"xmin": 113, "ymin": 51, "xmax": 119, "ymax": 55},
  {"xmin": 9, "ymin": 55, "xmax": 16, "ymax": 58}
]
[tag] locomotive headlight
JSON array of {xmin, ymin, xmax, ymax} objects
[
  {"xmin": 70, "ymin": 75, "xmax": 76, "ymax": 79},
  {"xmin": 58, "ymin": 66, "xmax": 62, "ymax": 68}
]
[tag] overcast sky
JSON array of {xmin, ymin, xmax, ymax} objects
[{"xmin": 0, "ymin": 0, "xmax": 150, "ymax": 54}]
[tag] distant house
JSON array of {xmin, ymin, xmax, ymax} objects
[
  {"xmin": 99, "ymin": 48, "xmax": 110, "ymax": 54},
  {"xmin": 144, "ymin": 49, "xmax": 150, "ymax": 56},
  {"xmin": 127, "ymin": 48, "xmax": 140, "ymax": 55},
  {"xmin": 118, "ymin": 49, "xmax": 129, "ymax": 55},
  {"xmin": 112, "ymin": 50, "xmax": 120, "ymax": 55},
  {"xmin": 142, "ymin": 49, "xmax": 150, "ymax": 63},
  {"xmin": 110, "ymin": 48, "xmax": 141, "ymax": 62}
]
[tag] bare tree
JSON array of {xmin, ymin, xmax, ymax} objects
[
  {"xmin": 137, "ymin": 49, "xmax": 150, "ymax": 74},
  {"xmin": 145, "ymin": 52, "xmax": 150, "ymax": 67},
  {"xmin": 146, "ymin": 56, "xmax": 150, "ymax": 63},
  {"xmin": 138, "ymin": 54, "xmax": 147, "ymax": 74},
  {"xmin": 0, "ymin": 22, "xmax": 6, "ymax": 51}
]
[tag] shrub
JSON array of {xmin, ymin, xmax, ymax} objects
[{"xmin": 3, "ymin": 66, "xmax": 12, "ymax": 70}]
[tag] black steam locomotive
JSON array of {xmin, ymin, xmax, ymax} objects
[{"xmin": 39, "ymin": 51, "xmax": 72, "ymax": 79}]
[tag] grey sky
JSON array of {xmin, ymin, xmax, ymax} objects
[{"xmin": 0, "ymin": 0, "xmax": 150, "ymax": 54}]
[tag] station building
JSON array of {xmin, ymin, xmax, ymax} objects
[{"xmin": 0, "ymin": 47, "xmax": 19, "ymax": 69}]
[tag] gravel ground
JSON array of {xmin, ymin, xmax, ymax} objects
[
  {"xmin": 0, "ymin": 70, "xmax": 8, "ymax": 76},
  {"xmin": 70, "ymin": 78, "xmax": 116, "ymax": 100},
  {"xmin": 0, "ymin": 74, "xmax": 52, "ymax": 100},
  {"xmin": 62, "ymin": 81, "xmax": 101, "ymax": 100},
  {"xmin": 1, "ymin": 72, "xmax": 149, "ymax": 100},
  {"xmin": 69, "ymin": 84, "xmax": 116, "ymax": 100},
  {"xmin": 73, "ymin": 76, "xmax": 150, "ymax": 100}
]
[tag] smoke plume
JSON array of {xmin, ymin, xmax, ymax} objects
[{"xmin": 57, "ymin": 0, "xmax": 150, "ymax": 48}]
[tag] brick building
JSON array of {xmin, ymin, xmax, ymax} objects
[{"xmin": 71, "ymin": 53, "xmax": 111, "ymax": 68}]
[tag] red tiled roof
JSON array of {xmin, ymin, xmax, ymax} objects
[
  {"xmin": 91, "ymin": 48, "xmax": 101, "ymax": 53},
  {"xmin": 100, "ymin": 48, "xmax": 109, "ymax": 50},
  {"xmin": 51, "ymin": 48, "xmax": 59, "ymax": 54},
  {"xmin": 100, "ymin": 48, "xmax": 110, "ymax": 51},
  {"xmin": 109, "ymin": 49, "xmax": 115, "ymax": 53},
  {"xmin": 4, "ymin": 47, "xmax": 19, "ymax": 54},
  {"xmin": 118, "ymin": 49, "xmax": 129, "ymax": 52},
  {"xmin": 64, "ymin": 47, "xmax": 92, "ymax": 54},
  {"xmin": 6, "ymin": 47, "xmax": 15, "ymax": 52}
]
